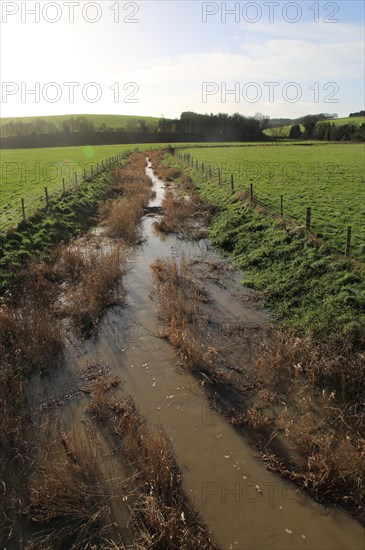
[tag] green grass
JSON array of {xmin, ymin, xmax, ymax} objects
[
  {"xmin": 179, "ymin": 143, "xmax": 365, "ymax": 259},
  {"xmin": 326, "ymin": 116, "xmax": 365, "ymax": 126},
  {"xmin": 0, "ymin": 142, "xmax": 297, "ymax": 232},
  {"xmin": 0, "ymin": 144, "xmax": 155, "ymax": 231},
  {"xmin": 0, "ymin": 113, "xmax": 160, "ymax": 135},
  {"xmin": 265, "ymin": 116, "xmax": 365, "ymax": 137}
]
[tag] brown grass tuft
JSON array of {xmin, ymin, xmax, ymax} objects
[
  {"xmin": 153, "ymin": 189, "xmax": 211, "ymax": 240},
  {"xmin": 24, "ymin": 428, "xmax": 113, "ymax": 549},
  {"xmin": 56, "ymin": 241, "xmax": 127, "ymax": 336},
  {"xmin": 151, "ymin": 257, "xmax": 219, "ymax": 378},
  {"xmin": 111, "ymin": 398, "xmax": 216, "ymax": 549}
]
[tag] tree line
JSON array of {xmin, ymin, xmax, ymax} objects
[
  {"xmin": 0, "ymin": 112, "xmax": 267, "ymax": 149},
  {"xmin": 1, "ymin": 111, "xmax": 363, "ymax": 149},
  {"xmin": 289, "ymin": 115, "xmax": 365, "ymax": 142}
]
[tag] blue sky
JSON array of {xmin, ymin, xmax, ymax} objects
[{"xmin": 0, "ymin": 1, "xmax": 364, "ymax": 120}]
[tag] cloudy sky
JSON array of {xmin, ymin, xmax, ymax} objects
[{"xmin": 1, "ymin": 0, "xmax": 364, "ymax": 120}]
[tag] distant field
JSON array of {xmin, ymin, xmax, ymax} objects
[
  {"xmin": 0, "ymin": 113, "xmax": 160, "ymax": 135},
  {"xmin": 265, "ymin": 116, "xmax": 365, "ymax": 137},
  {"xmin": 0, "ymin": 143, "xmax": 154, "ymax": 231},
  {"xmin": 180, "ymin": 143, "xmax": 365, "ymax": 258}
]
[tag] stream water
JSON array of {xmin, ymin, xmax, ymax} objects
[{"xmin": 31, "ymin": 160, "xmax": 365, "ymax": 549}]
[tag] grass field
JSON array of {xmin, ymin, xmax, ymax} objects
[
  {"xmin": 0, "ymin": 113, "xmax": 160, "ymax": 135},
  {"xmin": 265, "ymin": 116, "xmax": 365, "ymax": 137},
  {"xmin": 179, "ymin": 143, "xmax": 365, "ymax": 258},
  {"xmin": 0, "ymin": 143, "xmax": 154, "ymax": 231},
  {"xmin": 0, "ymin": 142, "xmax": 281, "ymax": 232}
]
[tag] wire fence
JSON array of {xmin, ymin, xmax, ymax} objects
[
  {"xmin": 176, "ymin": 151, "xmax": 365, "ymax": 261},
  {"xmin": 17, "ymin": 153, "xmax": 125, "ymax": 225}
]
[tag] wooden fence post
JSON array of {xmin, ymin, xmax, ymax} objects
[
  {"xmin": 280, "ymin": 195, "xmax": 283, "ymax": 217},
  {"xmin": 74, "ymin": 172, "xmax": 78, "ymax": 188},
  {"xmin": 209, "ymin": 166, "xmax": 212, "ymax": 179},
  {"xmin": 45, "ymin": 187, "xmax": 49, "ymax": 208},
  {"xmin": 202, "ymin": 162, "xmax": 204, "ymax": 175},
  {"xmin": 250, "ymin": 183, "xmax": 253, "ymax": 203},
  {"xmin": 218, "ymin": 169, "xmax": 221, "ymax": 185},
  {"xmin": 231, "ymin": 174, "xmax": 234, "ymax": 193},
  {"xmin": 62, "ymin": 177, "xmax": 66, "ymax": 194},
  {"xmin": 196, "ymin": 160, "xmax": 198, "ymax": 171},
  {"xmin": 305, "ymin": 207, "xmax": 311, "ymax": 235},
  {"xmin": 21, "ymin": 198, "xmax": 25, "ymax": 221},
  {"xmin": 345, "ymin": 226, "xmax": 352, "ymax": 257}
]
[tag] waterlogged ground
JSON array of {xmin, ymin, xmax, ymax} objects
[{"xmin": 28, "ymin": 160, "xmax": 365, "ymax": 549}]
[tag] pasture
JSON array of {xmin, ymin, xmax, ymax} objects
[
  {"xmin": 0, "ymin": 144, "xmax": 149, "ymax": 231},
  {"xmin": 180, "ymin": 143, "xmax": 365, "ymax": 258}
]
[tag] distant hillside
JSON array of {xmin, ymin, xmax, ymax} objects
[
  {"xmin": 0, "ymin": 114, "xmax": 160, "ymax": 137},
  {"xmin": 265, "ymin": 116, "xmax": 365, "ymax": 138}
]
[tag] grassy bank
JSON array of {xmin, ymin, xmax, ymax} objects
[
  {"xmin": 178, "ymin": 143, "xmax": 365, "ymax": 259},
  {"xmin": 0, "ymin": 158, "xmax": 126, "ymax": 291}
]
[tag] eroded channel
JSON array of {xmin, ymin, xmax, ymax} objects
[{"xmin": 31, "ymin": 159, "xmax": 365, "ymax": 549}]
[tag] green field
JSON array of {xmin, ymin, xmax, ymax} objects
[
  {"xmin": 0, "ymin": 144, "xmax": 152, "ymax": 231},
  {"xmin": 0, "ymin": 142, "xmax": 278, "ymax": 232},
  {"xmin": 0, "ymin": 114, "xmax": 160, "ymax": 135},
  {"xmin": 265, "ymin": 116, "xmax": 365, "ymax": 137},
  {"xmin": 180, "ymin": 143, "xmax": 365, "ymax": 258}
]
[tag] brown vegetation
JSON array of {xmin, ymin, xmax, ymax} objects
[
  {"xmin": 100, "ymin": 152, "xmax": 152, "ymax": 242},
  {"xmin": 151, "ymin": 256, "xmax": 218, "ymax": 376},
  {"xmin": 55, "ymin": 240, "xmax": 128, "ymax": 336},
  {"xmin": 151, "ymin": 253, "xmax": 365, "ymax": 521},
  {"xmin": 24, "ymin": 428, "xmax": 115, "ymax": 550},
  {"xmin": 153, "ymin": 189, "xmax": 211, "ymax": 239},
  {"xmin": 234, "ymin": 328, "xmax": 365, "ymax": 515},
  {"xmin": 111, "ymin": 397, "xmax": 216, "ymax": 549}
]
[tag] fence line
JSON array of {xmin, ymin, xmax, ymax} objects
[
  {"xmin": 176, "ymin": 151, "xmax": 364, "ymax": 260},
  {"xmin": 18, "ymin": 153, "xmax": 125, "ymax": 225}
]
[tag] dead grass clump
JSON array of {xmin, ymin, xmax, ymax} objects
[
  {"xmin": 99, "ymin": 152, "xmax": 152, "ymax": 243},
  {"xmin": 85, "ymin": 378, "xmax": 109, "ymax": 421},
  {"xmin": 0, "ymin": 361, "xmax": 32, "ymax": 547},
  {"xmin": 151, "ymin": 257, "xmax": 218, "ymax": 377},
  {"xmin": 58, "ymin": 242, "xmax": 127, "ymax": 336},
  {"xmin": 154, "ymin": 190, "xmax": 211, "ymax": 240},
  {"xmin": 100, "ymin": 197, "xmax": 143, "ymax": 243},
  {"xmin": 245, "ymin": 326, "xmax": 365, "ymax": 513},
  {"xmin": 24, "ymin": 429, "xmax": 113, "ymax": 549},
  {"xmin": 253, "ymin": 328, "xmax": 320, "ymax": 390},
  {"xmin": 112, "ymin": 398, "xmax": 216, "ymax": 549},
  {"xmin": 108, "ymin": 153, "xmax": 152, "ymax": 204},
  {"xmin": 147, "ymin": 150, "xmax": 181, "ymax": 182},
  {"xmin": 55, "ymin": 243, "xmax": 87, "ymax": 282},
  {"xmin": 0, "ymin": 301, "xmax": 63, "ymax": 372},
  {"xmin": 0, "ymin": 260, "xmax": 63, "ymax": 372},
  {"xmin": 0, "ymin": 363, "xmax": 30, "ymax": 459}
]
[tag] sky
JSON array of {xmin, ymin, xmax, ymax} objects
[{"xmin": 0, "ymin": 0, "xmax": 364, "ymax": 120}]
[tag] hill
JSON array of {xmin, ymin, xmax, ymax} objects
[
  {"xmin": 265, "ymin": 116, "xmax": 365, "ymax": 138},
  {"xmin": 0, "ymin": 114, "xmax": 161, "ymax": 136}
]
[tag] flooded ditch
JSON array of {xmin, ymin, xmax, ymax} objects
[{"xmin": 26, "ymin": 159, "xmax": 365, "ymax": 549}]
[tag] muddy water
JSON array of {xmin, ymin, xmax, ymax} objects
[{"xmin": 37, "ymin": 160, "xmax": 364, "ymax": 549}]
